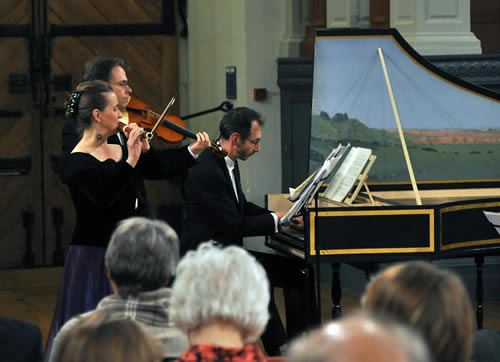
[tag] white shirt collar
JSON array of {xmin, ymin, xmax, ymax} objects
[
  {"xmin": 224, "ymin": 156, "xmax": 235, "ymax": 170},
  {"xmin": 224, "ymin": 156, "xmax": 239, "ymax": 203}
]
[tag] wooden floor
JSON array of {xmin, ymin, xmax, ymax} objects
[{"xmin": 1, "ymin": 267, "xmax": 500, "ymax": 353}]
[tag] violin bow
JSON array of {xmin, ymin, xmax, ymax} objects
[{"xmin": 145, "ymin": 95, "xmax": 177, "ymax": 141}]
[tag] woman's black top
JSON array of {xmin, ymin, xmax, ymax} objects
[{"xmin": 59, "ymin": 144, "xmax": 194, "ymax": 247}]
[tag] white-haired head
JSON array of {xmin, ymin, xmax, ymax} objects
[{"xmin": 170, "ymin": 242, "xmax": 270, "ymax": 344}]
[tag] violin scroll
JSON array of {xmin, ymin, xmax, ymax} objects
[{"xmin": 210, "ymin": 143, "xmax": 227, "ymax": 158}]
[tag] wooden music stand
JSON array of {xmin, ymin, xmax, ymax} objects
[
  {"xmin": 343, "ymin": 154, "xmax": 376, "ymax": 205},
  {"xmin": 319, "ymin": 154, "xmax": 377, "ymax": 207}
]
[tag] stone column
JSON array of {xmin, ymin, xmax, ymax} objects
[
  {"xmin": 326, "ymin": 0, "xmax": 370, "ymax": 28},
  {"xmin": 279, "ymin": 0, "xmax": 309, "ymax": 57},
  {"xmin": 391, "ymin": 0, "xmax": 481, "ymax": 55}
]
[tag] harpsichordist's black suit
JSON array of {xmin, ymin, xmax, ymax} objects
[
  {"xmin": 182, "ymin": 149, "xmax": 274, "ymax": 252},
  {"xmin": 182, "ymin": 149, "xmax": 318, "ymax": 355}
]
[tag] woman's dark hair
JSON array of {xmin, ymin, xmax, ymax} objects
[{"xmin": 65, "ymin": 80, "xmax": 113, "ymax": 132}]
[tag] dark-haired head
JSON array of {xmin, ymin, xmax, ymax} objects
[
  {"xmin": 81, "ymin": 57, "xmax": 128, "ymax": 82},
  {"xmin": 65, "ymin": 80, "xmax": 113, "ymax": 132},
  {"xmin": 81, "ymin": 57, "xmax": 131, "ymax": 111},
  {"xmin": 219, "ymin": 107, "xmax": 264, "ymax": 141}
]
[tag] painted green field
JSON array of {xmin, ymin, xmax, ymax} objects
[
  {"xmin": 309, "ymin": 113, "xmax": 500, "ymax": 183},
  {"xmin": 311, "ymin": 139, "xmax": 500, "ymax": 183}
]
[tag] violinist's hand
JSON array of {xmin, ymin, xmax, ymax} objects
[
  {"xmin": 139, "ymin": 131, "xmax": 150, "ymax": 153},
  {"xmin": 189, "ymin": 131, "xmax": 211, "ymax": 155},
  {"xmin": 125, "ymin": 123, "xmax": 145, "ymax": 168}
]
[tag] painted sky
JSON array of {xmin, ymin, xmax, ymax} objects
[{"xmin": 312, "ymin": 36, "xmax": 499, "ymax": 130}]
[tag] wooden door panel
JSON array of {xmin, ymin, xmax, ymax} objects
[
  {"xmin": 0, "ymin": 0, "xmax": 37, "ymax": 267},
  {"xmin": 0, "ymin": 117, "xmax": 31, "ymax": 155},
  {"xmin": 49, "ymin": 0, "xmax": 163, "ymax": 25},
  {"xmin": 0, "ymin": 37, "xmax": 39, "ymax": 268},
  {"xmin": 0, "ymin": 1, "xmax": 30, "ymax": 24},
  {"xmin": 0, "ymin": 182, "xmax": 34, "ymax": 267},
  {"xmin": 370, "ymin": 0, "xmax": 390, "ymax": 28},
  {"xmin": 471, "ymin": 0, "xmax": 500, "ymax": 53},
  {"xmin": 0, "ymin": 39, "xmax": 29, "ymax": 75},
  {"xmin": 50, "ymin": 36, "xmax": 177, "ymax": 107}
]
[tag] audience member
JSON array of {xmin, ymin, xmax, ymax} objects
[
  {"xmin": 49, "ymin": 217, "xmax": 187, "ymax": 361},
  {"xmin": 362, "ymin": 260, "xmax": 474, "ymax": 362},
  {"xmin": 471, "ymin": 328, "xmax": 500, "ymax": 362},
  {"xmin": 0, "ymin": 316, "xmax": 42, "ymax": 362},
  {"xmin": 286, "ymin": 311, "xmax": 431, "ymax": 362},
  {"xmin": 170, "ymin": 242, "xmax": 270, "ymax": 361},
  {"xmin": 51, "ymin": 310, "xmax": 163, "ymax": 362}
]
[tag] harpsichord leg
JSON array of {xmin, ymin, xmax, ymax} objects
[
  {"xmin": 475, "ymin": 255, "xmax": 484, "ymax": 330},
  {"xmin": 331, "ymin": 263, "xmax": 342, "ymax": 319}
]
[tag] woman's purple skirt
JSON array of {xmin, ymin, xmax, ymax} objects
[{"xmin": 44, "ymin": 245, "xmax": 111, "ymax": 360}]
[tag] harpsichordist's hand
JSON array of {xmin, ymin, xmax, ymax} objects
[
  {"xmin": 274, "ymin": 211, "xmax": 287, "ymax": 220},
  {"xmin": 290, "ymin": 216, "xmax": 304, "ymax": 229}
]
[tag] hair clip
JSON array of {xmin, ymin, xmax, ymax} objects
[{"xmin": 66, "ymin": 91, "xmax": 82, "ymax": 115}]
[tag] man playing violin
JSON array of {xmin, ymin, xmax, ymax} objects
[
  {"xmin": 182, "ymin": 107, "xmax": 319, "ymax": 356},
  {"xmin": 62, "ymin": 56, "xmax": 211, "ymax": 157}
]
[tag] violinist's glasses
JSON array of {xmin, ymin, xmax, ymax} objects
[{"xmin": 111, "ymin": 81, "xmax": 131, "ymax": 89}]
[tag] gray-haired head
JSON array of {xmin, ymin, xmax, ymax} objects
[
  {"xmin": 287, "ymin": 311, "xmax": 431, "ymax": 362},
  {"xmin": 170, "ymin": 242, "xmax": 270, "ymax": 344},
  {"xmin": 105, "ymin": 217, "xmax": 179, "ymax": 298}
]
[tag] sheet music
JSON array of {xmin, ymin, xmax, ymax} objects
[
  {"xmin": 289, "ymin": 145, "xmax": 347, "ymax": 202},
  {"xmin": 323, "ymin": 147, "xmax": 372, "ymax": 203},
  {"xmin": 288, "ymin": 169, "xmax": 319, "ymax": 202},
  {"xmin": 280, "ymin": 143, "xmax": 350, "ymax": 225}
]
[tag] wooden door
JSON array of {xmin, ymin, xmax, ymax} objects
[
  {"xmin": 0, "ymin": 0, "xmax": 40, "ymax": 268},
  {"xmin": 370, "ymin": 0, "xmax": 390, "ymax": 28},
  {"xmin": 0, "ymin": 0, "xmax": 180, "ymax": 268},
  {"xmin": 471, "ymin": 0, "xmax": 500, "ymax": 53}
]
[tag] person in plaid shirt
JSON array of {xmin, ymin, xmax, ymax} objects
[{"xmin": 48, "ymin": 217, "xmax": 188, "ymax": 361}]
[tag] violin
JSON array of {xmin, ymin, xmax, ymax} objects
[{"xmin": 119, "ymin": 96, "xmax": 226, "ymax": 158}]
